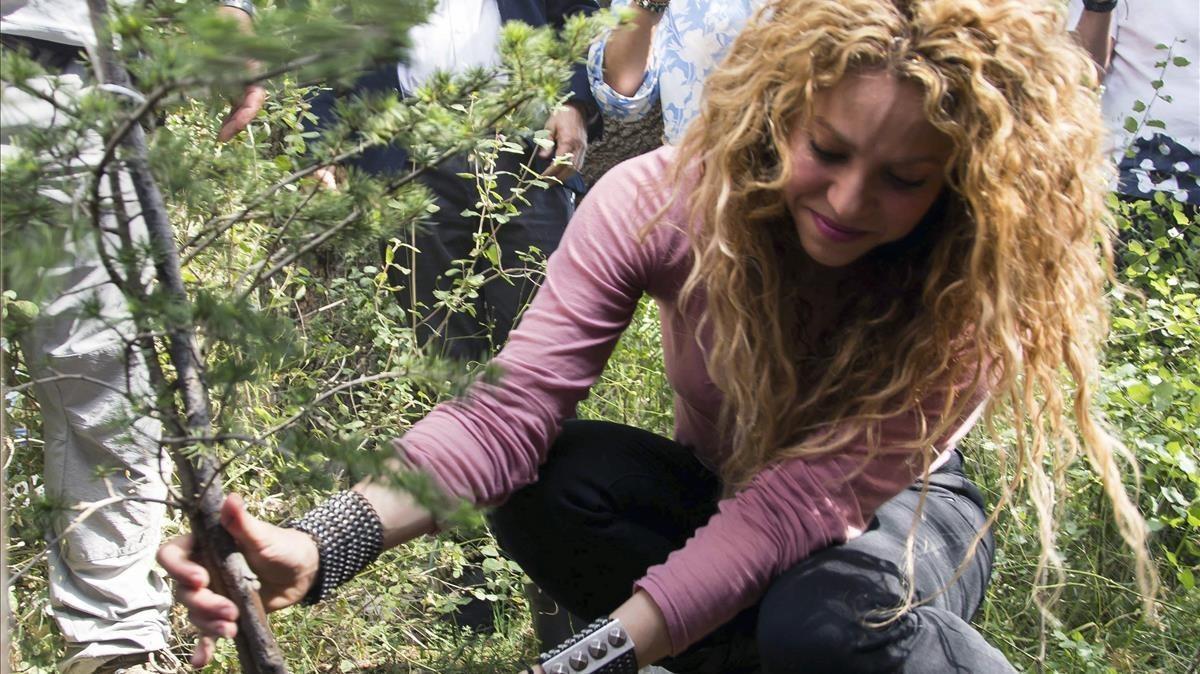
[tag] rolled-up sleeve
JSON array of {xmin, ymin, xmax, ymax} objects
[{"xmin": 587, "ymin": 0, "xmax": 663, "ymax": 121}]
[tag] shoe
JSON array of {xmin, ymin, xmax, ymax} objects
[{"xmin": 92, "ymin": 650, "xmax": 183, "ymax": 674}]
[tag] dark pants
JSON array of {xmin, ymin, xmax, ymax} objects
[
  {"xmin": 387, "ymin": 148, "xmax": 574, "ymax": 362},
  {"xmin": 490, "ymin": 420, "xmax": 1015, "ymax": 673}
]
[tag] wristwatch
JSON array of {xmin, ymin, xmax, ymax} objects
[
  {"xmin": 631, "ymin": 0, "xmax": 670, "ymax": 14},
  {"xmin": 220, "ymin": 0, "xmax": 256, "ymax": 20},
  {"xmin": 1081, "ymin": 0, "xmax": 1118, "ymax": 13}
]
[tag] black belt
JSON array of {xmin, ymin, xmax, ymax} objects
[{"xmin": 0, "ymin": 34, "xmax": 85, "ymax": 72}]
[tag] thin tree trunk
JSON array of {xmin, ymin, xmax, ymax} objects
[{"xmin": 85, "ymin": 2, "xmax": 288, "ymax": 671}]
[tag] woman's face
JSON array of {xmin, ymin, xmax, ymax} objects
[{"xmin": 784, "ymin": 71, "xmax": 953, "ymax": 268}]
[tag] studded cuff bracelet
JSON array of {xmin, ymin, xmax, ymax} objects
[
  {"xmin": 288, "ymin": 490, "xmax": 383, "ymax": 605},
  {"xmin": 537, "ymin": 616, "xmax": 638, "ymax": 674}
]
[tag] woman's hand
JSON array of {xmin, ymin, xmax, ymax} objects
[{"xmin": 157, "ymin": 493, "xmax": 319, "ymax": 667}]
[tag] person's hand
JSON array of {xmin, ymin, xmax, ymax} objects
[
  {"xmin": 157, "ymin": 493, "xmax": 319, "ymax": 667},
  {"xmin": 215, "ymin": 5, "xmax": 266, "ymax": 142},
  {"xmin": 539, "ymin": 103, "xmax": 589, "ymax": 181},
  {"xmin": 218, "ymin": 81, "xmax": 266, "ymax": 142},
  {"xmin": 312, "ymin": 165, "xmax": 340, "ymax": 191}
]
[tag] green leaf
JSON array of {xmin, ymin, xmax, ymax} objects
[
  {"xmin": 484, "ymin": 243, "xmax": 501, "ymax": 267},
  {"xmin": 1126, "ymin": 382, "xmax": 1153, "ymax": 404},
  {"xmin": 1132, "ymin": 100, "xmax": 1146, "ymax": 112},
  {"xmin": 1152, "ymin": 380, "xmax": 1176, "ymax": 410},
  {"xmin": 1178, "ymin": 567, "xmax": 1195, "ymax": 590},
  {"xmin": 1173, "ymin": 56, "xmax": 1191, "ymax": 67},
  {"xmin": 1123, "ymin": 116, "xmax": 1139, "ymax": 133}
]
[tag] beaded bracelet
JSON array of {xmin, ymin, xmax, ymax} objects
[
  {"xmin": 631, "ymin": 0, "xmax": 670, "ymax": 14},
  {"xmin": 288, "ymin": 490, "xmax": 383, "ymax": 605},
  {"xmin": 535, "ymin": 616, "xmax": 638, "ymax": 674}
]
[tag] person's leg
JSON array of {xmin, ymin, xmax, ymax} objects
[
  {"xmin": 384, "ymin": 153, "xmax": 494, "ymax": 362},
  {"xmin": 489, "ymin": 420, "xmax": 720, "ymax": 620},
  {"xmin": 489, "ymin": 421, "xmax": 761, "ymax": 671},
  {"xmin": 386, "ymin": 147, "xmax": 576, "ymax": 362},
  {"xmin": 19, "ymin": 260, "xmax": 174, "ymax": 674},
  {"xmin": 755, "ymin": 452, "xmax": 1013, "ymax": 673},
  {"xmin": 493, "ymin": 421, "xmax": 1010, "ymax": 673},
  {"xmin": 3, "ymin": 46, "xmax": 174, "ymax": 674},
  {"xmin": 477, "ymin": 148, "xmax": 575, "ymax": 350}
]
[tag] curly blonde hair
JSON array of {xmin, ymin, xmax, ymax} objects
[{"xmin": 672, "ymin": 0, "xmax": 1156, "ymax": 619}]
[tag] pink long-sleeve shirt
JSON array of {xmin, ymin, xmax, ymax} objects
[{"xmin": 398, "ymin": 146, "xmax": 983, "ymax": 654}]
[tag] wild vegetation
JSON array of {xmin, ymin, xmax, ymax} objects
[{"xmin": 3, "ymin": 1, "xmax": 1198, "ymax": 672}]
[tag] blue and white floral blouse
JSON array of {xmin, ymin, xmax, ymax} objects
[{"xmin": 588, "ymin": 0, "xmax": 762, "ymax": 145}]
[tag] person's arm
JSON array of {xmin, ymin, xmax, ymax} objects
[
  {"xmin": 601, "ymin": 1, "xmax": 665, "ymax": 96},
  {"xmin": 303, "ymin": 85, "xmax": 342, "ymax": 189},
  {"xmin": 214, "ymin": 3, "xmax": 266, "ymax": 141},
  {"xmin": 611, "ymin": 590, "xmax": 673, "ymax": 666},
  {"xmin": 1069, "ymin": 0, "xmax": 1118, "ymax": 75},
  {"xmin": 160, "ymin": 147, "xmax": 684, "ymax": 667},
  {"xmin": 394, "ymin": 150, "xmax": 682, "ymax": 505},
  {"xmin": 160, "ymin": 485, "xmax": 675, "ymax": 670},
  {"xmin": 586, "ymin": 0, "xmax": 664, "ymax": 122}
]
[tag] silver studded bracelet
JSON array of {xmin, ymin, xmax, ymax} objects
[
  {"xmin": 288, "ymin": 490, "xmax": 383, "ymax": 605},
  {"xmin": 537, "ymin": 616, "xmax": 638, "ymax": 674}
]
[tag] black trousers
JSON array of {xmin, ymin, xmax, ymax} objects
[
  {"xmin": 387, "ymin": 148, "xmax": 574, "ymax": 362},
  {"xmin": 490, "ymin": 420, "xmax": 1016, "ymax": 673}
]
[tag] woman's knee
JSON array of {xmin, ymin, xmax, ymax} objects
[
  {"xmin": 489, "ymin": 420, "xmax": 625, "ymax": 557},
  {"xmin": 756, "ymin": 553, "xmax": 911, "ymax": 673}
]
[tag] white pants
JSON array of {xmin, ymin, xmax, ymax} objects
[{"xmin": 2, "ymin": 49, "xmax": 172, "ymax": 673}]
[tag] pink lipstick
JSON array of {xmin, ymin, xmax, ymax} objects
[{"xmin": 810, "ymin": 210, "xmax": 868, "ymax": 243}]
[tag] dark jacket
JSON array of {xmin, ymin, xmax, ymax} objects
[{"xmin": 307, "ymin": 0, "xmax": 602, "ymax": 192}]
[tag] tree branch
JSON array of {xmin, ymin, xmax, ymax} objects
[
  {"xmin": 260, "ymin": 370, "xmax": 408, "ymax": 441},
  {"xmin": 86, "ymin": 1, "xmax": 289, "ymax": 670},
  {"xmin": 183, "ymin": 142, "xmax": 375, "ymax": 264}
]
